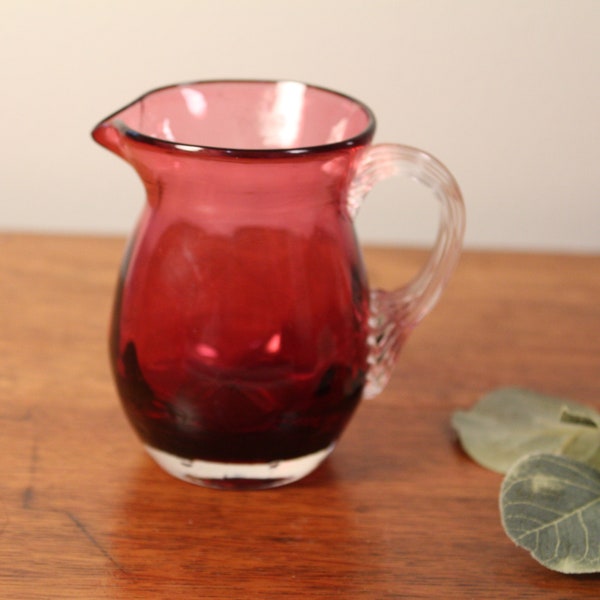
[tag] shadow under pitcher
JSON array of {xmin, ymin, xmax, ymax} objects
[{"xmin": 92, "ymin": 80, "xmax": 465, "ymax": 490}]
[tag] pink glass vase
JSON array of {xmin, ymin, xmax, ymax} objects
[{"xmin": 92, "ymin": 80, "xmax": 465, "ymax": 489}]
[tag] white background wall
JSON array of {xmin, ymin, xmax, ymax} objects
[{"xmin": 2, "ymin": 0, "xmax": 599, "ymax": 252}]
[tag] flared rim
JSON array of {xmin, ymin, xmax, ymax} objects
[{"xmin": 99, "ymin": 79, "xmax": 377, "ymax": 158}]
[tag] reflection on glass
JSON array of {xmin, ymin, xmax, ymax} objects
[{"xmin": 260, "ymin": 81, "xmax": 306, "ymax": 148}]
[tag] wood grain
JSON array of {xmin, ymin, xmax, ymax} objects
[{"xmin": 1, "ymin": 233, "xmax": 599, "ymax": 598}]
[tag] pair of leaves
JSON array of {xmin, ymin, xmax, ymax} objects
[{"xmin": 453, "ymin": 388, "xmax": 600, "ymax": 574}]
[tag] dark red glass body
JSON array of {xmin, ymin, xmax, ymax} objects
[{"xmin": 110, "ymin": 186, "xmax": 370, "ymax": 464}]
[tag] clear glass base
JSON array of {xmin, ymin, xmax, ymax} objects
[{"xmin": 145, "ymin": 444, "xmax": 335, "ymax": 490}]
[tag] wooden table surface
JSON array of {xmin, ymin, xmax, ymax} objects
[{"xmin": 1, "ymin": 233, "xmax": 600, "ymax": 598}]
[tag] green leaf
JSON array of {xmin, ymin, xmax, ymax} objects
[
  {"xmin": 500, "ymin": 453, "xmax": 600, "ymax": 574},
  {"xmin": 452, "ymin": 388, "xmax": 600, "ymax": 473}
]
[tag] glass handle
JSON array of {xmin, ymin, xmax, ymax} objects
[{"xmin": 348, "ymin": 144, "xmax": 466, "ymax": 398}]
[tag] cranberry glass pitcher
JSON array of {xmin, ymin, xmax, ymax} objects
[{"xmin": 92, "ymin": 80, "xmax": 465, "ymax": 489}]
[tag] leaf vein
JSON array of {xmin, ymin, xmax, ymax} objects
[{"xmin": 514, "ymin": 496, "xmax": 600, "ymax": 540}]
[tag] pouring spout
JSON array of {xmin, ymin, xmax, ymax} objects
[{"xmin": 91, "ymin": 120, "xmax": 127, "ymax": 159}]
